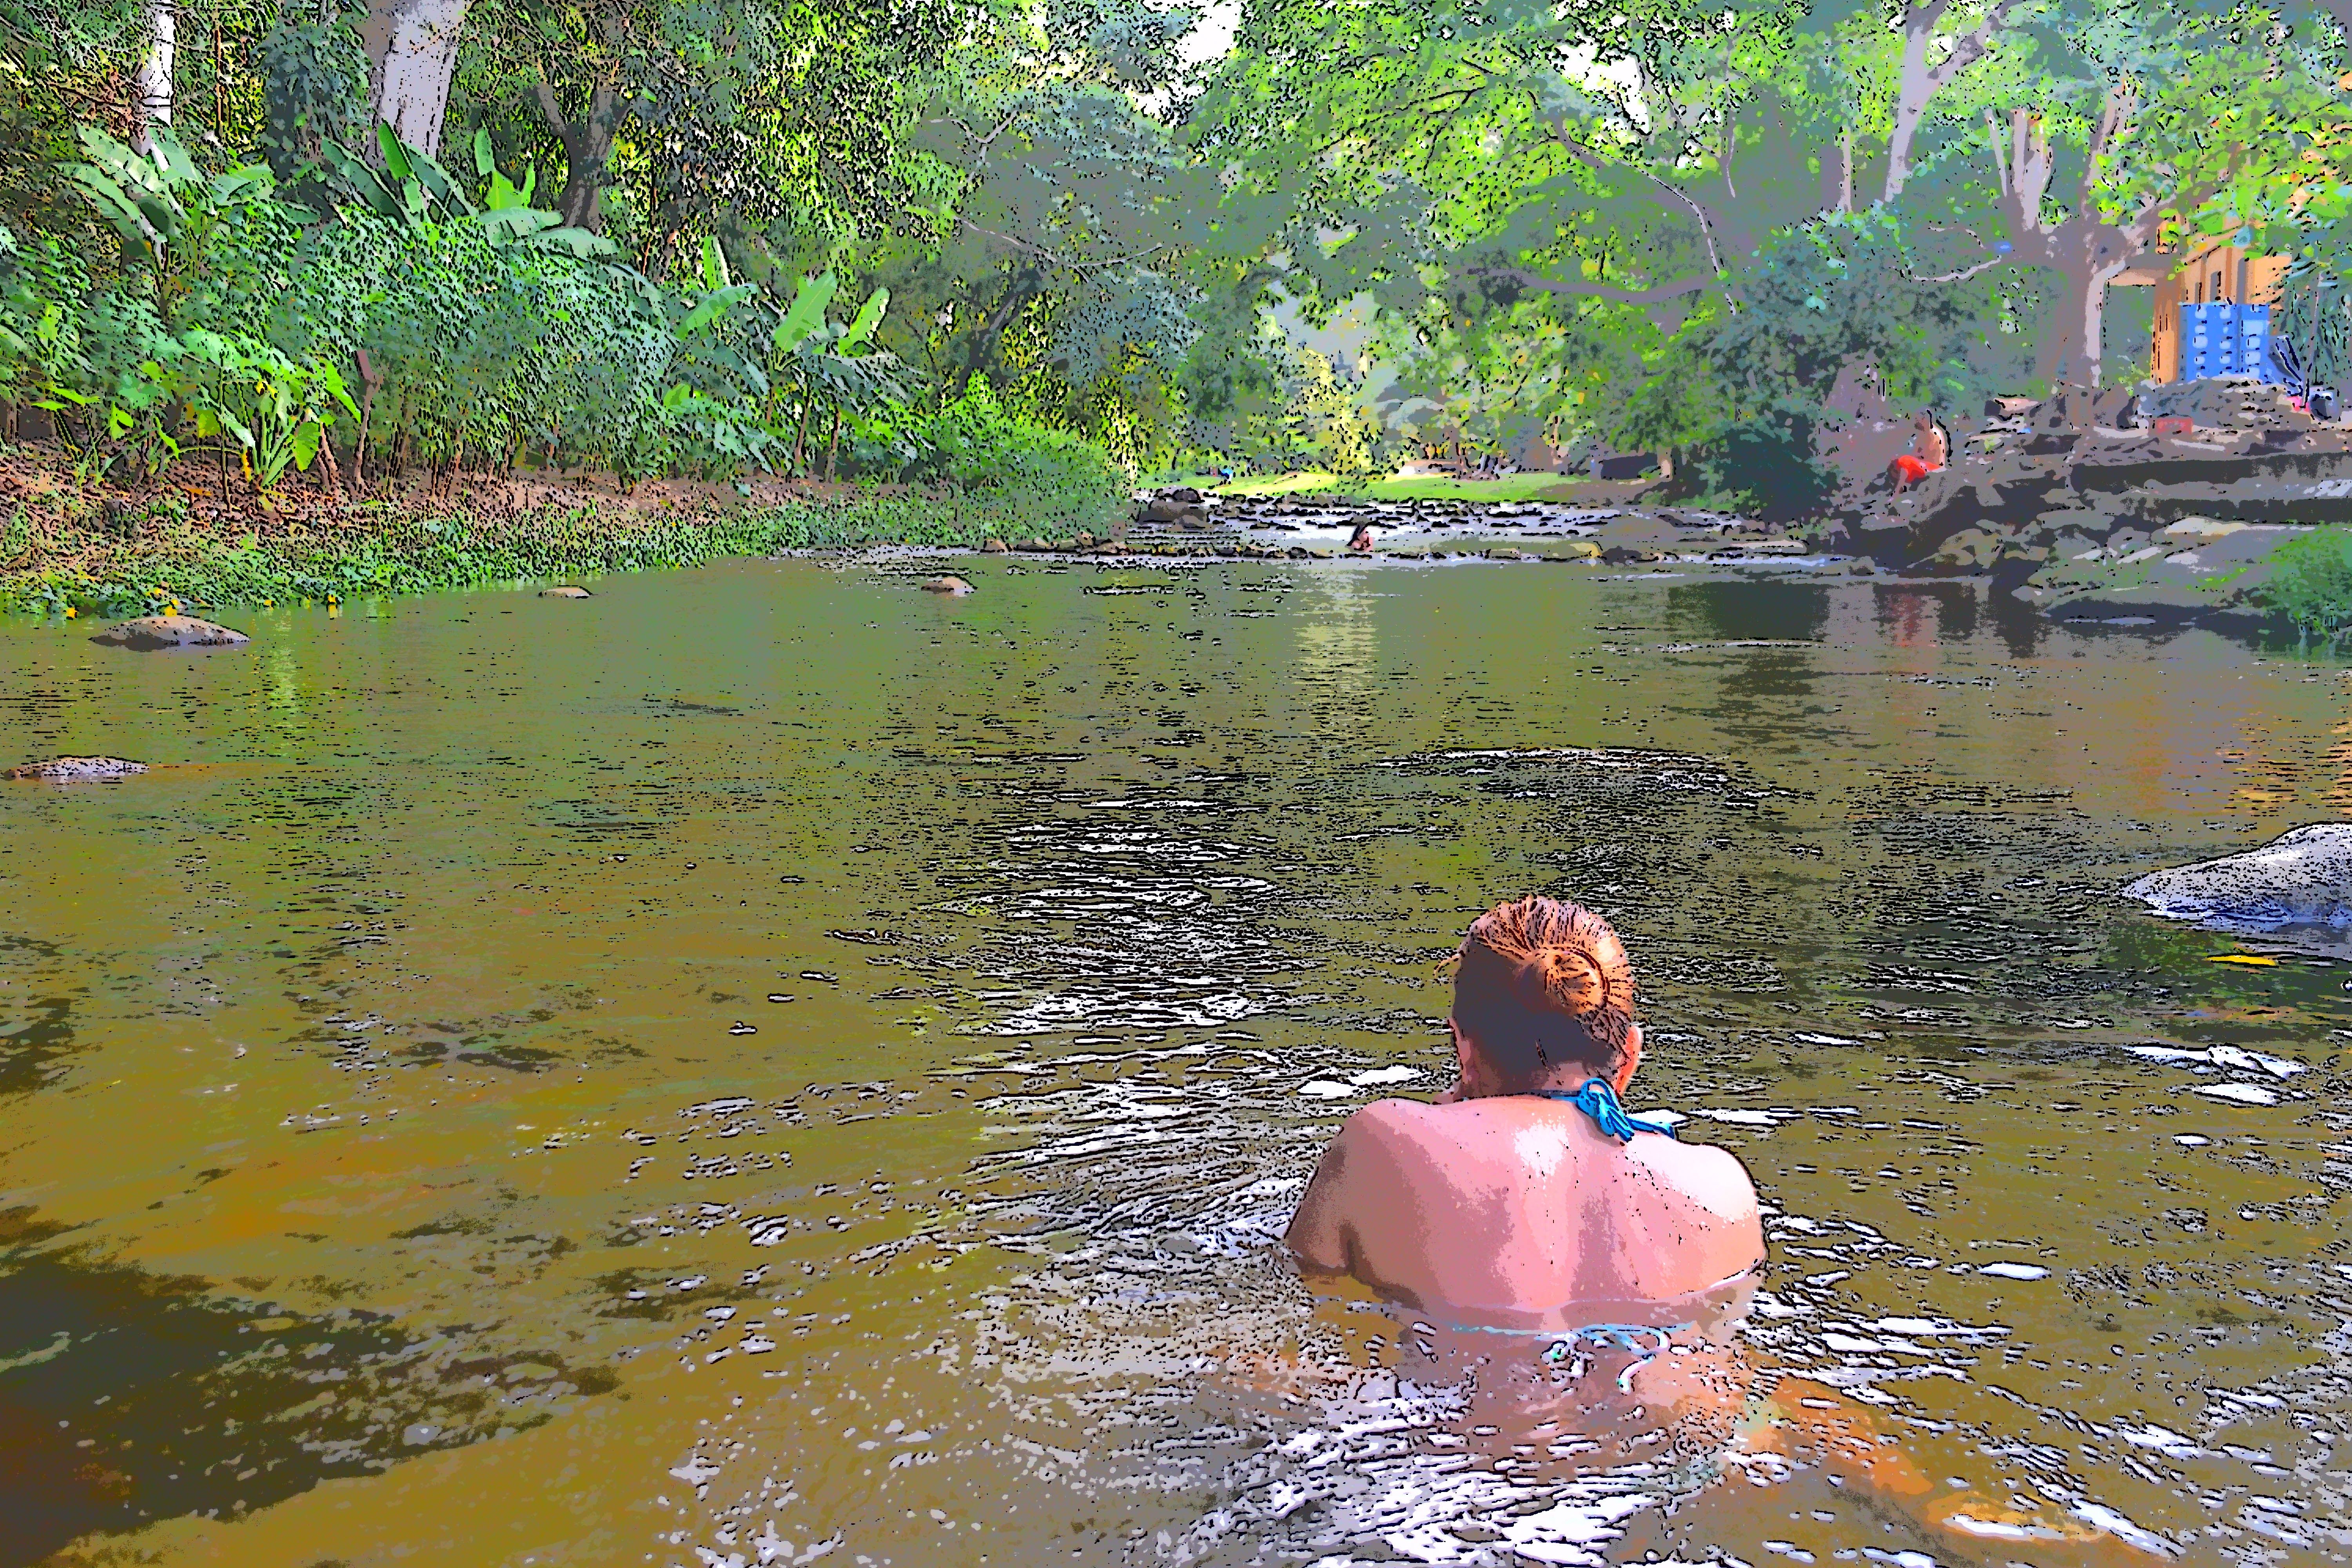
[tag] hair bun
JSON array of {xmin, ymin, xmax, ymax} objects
[{"xmin": 1534, "ymin": 943, "xmax": 1605, "ymax": 1014}]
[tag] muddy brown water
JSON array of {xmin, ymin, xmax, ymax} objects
[{"xmin": 2, "ymin": 557, "xmax": 2349, "ymax": 1567}]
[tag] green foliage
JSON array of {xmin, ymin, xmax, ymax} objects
[
  {"xmin": 1695, "ymin": 400, "xmax": 1838, "ymax": 521},
  {"xmin": 65, "ymin": 127, "xmax": 274, "ymax": 315},
  {"xmin": 890, "ymin": 375, "xmax": 1128, "ymax": 534},
  {"xmin": 2261, "ymin": 525, "xmax": 2352, "ymax": 645},
  {"xmin": 2274, "ymin": 265, "xmax": 2349, "ymax": 393},
  {"xmin": 257, "ymin": 7, "xmax": 371, "ymax": 193}
]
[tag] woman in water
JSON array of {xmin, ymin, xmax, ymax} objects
[
  {"xmin": 1272, "ymin": 897, "xmax": 2113, "ymax": 1550},
  {"xmin": 1285, "ymin": 895, "xmax": 1762, "ymax": 1321}
]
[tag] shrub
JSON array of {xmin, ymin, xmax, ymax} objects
[
  {"xmin": 2261, "ymin": 524, "xmax": 2352, "ymax": 644},
  {"xmin": 1696, "ymin": 400, "xmax": 1838, "ymax": 521},
  {"xmin": 895, "ymin": 376, "xmax": 1129, "ymax": 534}
]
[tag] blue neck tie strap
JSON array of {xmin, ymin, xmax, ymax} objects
[{"xmin": 1532, "ymin": 1078, "xmax": 1679, "ymax": 1142}]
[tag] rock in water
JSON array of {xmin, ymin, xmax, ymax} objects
[
  {"xmin": 8, "ymin": 757, "xmax": 147, "ymax": 781},
  {"xmin": 980, "ymin": 538, "xmax": 1009, "ymax": 554},
  {"xmin": 541, "ymin": 585, "xmax": 592, "ymax": 599},
  {"xmin": 90, "ymin": 614, "xmax": 249, "ymax": 651},
  {"xmin": 923, "ymin": 576, "xmax": 974, "ymax": 595},
  {"xmin": 2124, "ymin": 825, "xmax": 2352, "ymax": 930}
]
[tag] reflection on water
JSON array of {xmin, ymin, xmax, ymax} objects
[{"xmin": 3, "ymin": 562, "xmax": 2351, "ymax": 1566}]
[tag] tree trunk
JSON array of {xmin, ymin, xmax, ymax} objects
[
  {"xmin": 360, "ymin": 0, "xmax": 467, "ymax": 158},
  {"xmin": 1884, "ymin": 6, "xmax": 1937, "ymax": 203},
  {"xmin": 1820, "ymin": 129, "xmax": 1852, "ymax": 214},
  {"xmin": 1884, "ymin": 0, "xmax": 2022, "ymax": 203},
  {"xmin": 132, "ymin": 0, "xmax": 175, "ymax": 151},
  {"xmin": 534, "ymin": 80, "xmax": 622, "ymax": 231},
  {"xmin": 1985, "ymin": 103, "xmax": 2154, "ymax": 393}
]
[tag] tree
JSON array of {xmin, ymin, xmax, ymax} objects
[
  {"xmin": 361, "ymin": 0, "xmax": 466, "ymax": 156},
  {"xmin": 1916, "ymin": 2, "xmax": 2346, "ymax": 387}
]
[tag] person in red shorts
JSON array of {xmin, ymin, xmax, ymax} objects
[{"xmin": 1887, "ymin": 408, "xmax": 1950, "ymax": 492}]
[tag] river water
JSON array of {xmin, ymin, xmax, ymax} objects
[{"xmin": 2, "ymin": 556, "xmax": 2349, "ymax": 1568}]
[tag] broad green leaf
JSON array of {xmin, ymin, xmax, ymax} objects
[
  {"xmin": 771, "ymin": 271, "xmax": 839, "ymax": 354},
  {"xmin": 474, "ymin": 127, "xmax": 496, "ymax": 178},
  {"xmin": 291, "ymin": 421, "xmax": 323, "ymax": 470},
  {"xmin": 149, "ymin": 126, "xmax": 198, "ymax": 187},
  {"xmin": 377, "ymin": 123, "xmax": 412, "ymax": 181},
  {"xmin": 680, "ymin": 283, "xmax": 756, "ymax": 338},
  {"xmin": 840, "ymin": 287, "xmax": 890, "ymax": 349},
  {"xmin": 700, "ymin": 234, "xmax": 730, "ymax": 292}
]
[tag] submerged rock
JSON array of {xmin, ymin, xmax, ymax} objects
[
  {"xmin": 540, "ymin": 585, "xmax": 592, "ymax": 599},
  {"xmin": 922, "ymin": 576, "xmax": 973, "ymax": 595},
  {"xmin": 2124, "ymin": 825, "xmax": 2352, "ymax": 930},
  {"xmin": 980, "ymin": 537, "xmax": 1009, "ymax": 554},
  {"xmin": 90, "ymin": 614, "xmax": 249, "ymax": 651},
  {"xmin": 8, "ymin": 757, "xmax": 148, "ymax": 781}
]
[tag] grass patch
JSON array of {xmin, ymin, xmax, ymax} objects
[{"xmin": 0, "ymin": 492, "xmax": 999, "ymax": 619}]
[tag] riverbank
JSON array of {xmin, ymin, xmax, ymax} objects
[{"xmin": 0, "ymin": 446, "xmax": 1041, "ymax": 615}]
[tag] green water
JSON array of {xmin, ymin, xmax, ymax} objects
[{"xmin": 2, "ymin": 556, "xmax": 2348, "ymax": 1566}]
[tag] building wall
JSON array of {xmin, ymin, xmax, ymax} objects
[{"xmin": 2149, "ymin": 245, "xmax": 2292, "ymax": 382}]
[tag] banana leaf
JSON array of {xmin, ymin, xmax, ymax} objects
[
  {"xmin": 840, "ymin": 286, "xmax": 889, "ymax": 349},
  {"xmin": 771, "ymin": 271, "xmax": 838, "ymax": 354}
]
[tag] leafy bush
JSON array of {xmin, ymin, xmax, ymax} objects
[
  {"xmin": 2260, "ymin": 525, "xmax": 2352, "ymax": 644},
  {"xmin": 892, "ymin": 376, "xmax": 1128, "ymax": 533},
  {"xmin": 1696, "ymin": 400, "xmax": 1839, "ymax": 521}
]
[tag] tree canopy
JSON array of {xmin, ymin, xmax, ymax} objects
[{"xmin": 3, "ymin": 0, "xmax": 2347, "ymax": 492}]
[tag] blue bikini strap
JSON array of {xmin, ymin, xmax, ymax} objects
[{"xmin": 1532, "ymin": 1078, "xmax": 1679, "ymax": 1142}]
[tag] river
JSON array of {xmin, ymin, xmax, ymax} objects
[{"xmin": 2, "ymin": 555, "xmax": 2348, "ymax": 1566}]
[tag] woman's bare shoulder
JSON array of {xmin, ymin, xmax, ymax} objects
[{"xmin": 1639, "ymin": 1134, "xmax": 1762, "ymax": 1223}]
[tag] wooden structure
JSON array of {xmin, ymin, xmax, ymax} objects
[{"xmin": 2120, "ymin": 243, "xmax": 2292, "ymax": 383}]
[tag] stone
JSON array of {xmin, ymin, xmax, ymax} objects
[
  {"xmin": 980, "ymin": 537, "xmax": 1009, "ymax": 554},
  {"xmin": 922, "ymin": 576, "xmax": 973, "ymax": 595},
  {"xmin": 2124, "ymin": 825, "xmax": 2352, "ymax": 932},
  {"xmin": 1484, "ymin": 547, "xmax": 1524, "ymax": 560},
  {"xmin": 540, "ymin": 585, "xmax": 592, "ymax": 599},
  {"xmin": 90, "ymin": 614, "xmax": 249, "ymax": 651},
  {"xmin": 8, "ymin": 756, "xmax": 147, "ymax": 782},
  {"xmin": 1550, "ymin": 540, "xmax": 1602, "ymax": 560},
  {"xmin": 1140, "ymin": 497, "xmax": 1211, "ymax": 528},
  {"xmin": 1600, "ymin": 545, "xmax": 1661, "ymax": 564},
  {"xmin": 1162, "ymin": 486, "xmax": 1203, "ymax": 503}
]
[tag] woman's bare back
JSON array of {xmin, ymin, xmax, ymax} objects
[{"xmin": 1285, "ymin": 1094, "xmax": 1762, "ymax": 1325}]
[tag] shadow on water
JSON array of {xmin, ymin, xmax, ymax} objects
[
  {"xmin": 0, "ymin": 936, "xmax": 79, "ymax": 1098},
  {"xmin": 0, "ymin": 1209, "xmax": 617, "ymax": 1567},
  {"xmin": 1662, "ymin": 580, "xmax": 1828, "ymax": 642}
]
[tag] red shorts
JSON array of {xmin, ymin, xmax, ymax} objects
[{"xmin": 1893, "ymin": 455, "xmax": 1939, "ymax": 483}]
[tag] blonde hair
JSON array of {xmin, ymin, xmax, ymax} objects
[{"xmin": 1451, "ymin": 896, "xmax": 1636, "ymax": 1082}]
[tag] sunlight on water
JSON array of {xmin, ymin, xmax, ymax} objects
[{"xmin": 2, "ymin": 559, "xmax": 2349, "ymax": 1566}]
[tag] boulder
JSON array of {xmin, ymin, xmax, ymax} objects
[
  {"xmin": 1140, "ymin": 497, "xmax": 1211, "ymax": 528},
  {"xmin": 922, "ymin": 576, "xmax": 974, "ymax": 595},
  {"xmin": 90, "ymin": 614, "xmax": 249, "ymax": 651},
  {"xmin": 2124, "ymin": 825, "xmax": 2352, "ymax": 931},
  {"xmin": 1162, "ymin": 486, "xmax": 1203, "ymax": 504},
  {"xmin": 1484, "ymin": 547, "xmax": 1525, "ymax": 560},
  {"xmin": 980, "ymin": 537, "xmax": 1009, "ymax": 554},
  {"xmin": 540, "ymin": 585, "xmax": 592, "ymax": 599},
  {"xmin": 8, "ymin": 756, "xmax": 147, "ymax": 782}
]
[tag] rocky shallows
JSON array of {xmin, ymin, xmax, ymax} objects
[{"xmin": 1830, "ymin": 379, "xmax": 2352, "ymax": 632}]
